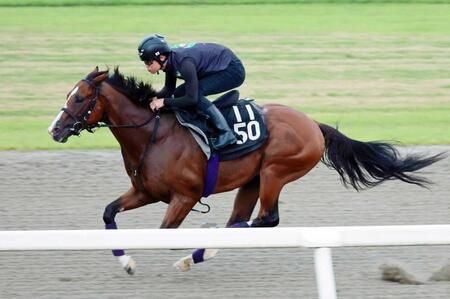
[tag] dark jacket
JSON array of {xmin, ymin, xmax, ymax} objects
[{"xmin": 157, "ymin": 43, "xmax": 237, "ymax": 109}]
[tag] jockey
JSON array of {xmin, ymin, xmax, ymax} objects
[{"xmin": 138, "ymin": 33, "xmax": 246, "ymax": 150}]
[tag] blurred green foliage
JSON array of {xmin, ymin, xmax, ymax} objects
[{"xmin": 1, "ymin": 3, "xmax": 449, "ymax": 149}]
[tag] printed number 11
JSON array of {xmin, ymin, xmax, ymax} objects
[{"xmin": 232, "ymin": 105, "xmax": 261, "ymax": 145}]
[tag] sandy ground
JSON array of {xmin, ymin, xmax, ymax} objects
[{"xmin": 0, "ymin": 147, "xmax": 449, "ymax": 299}]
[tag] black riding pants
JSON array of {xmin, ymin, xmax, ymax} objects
[{"xmin": 173, "ymin": 56, "xmax": 246, "ymax": 111}]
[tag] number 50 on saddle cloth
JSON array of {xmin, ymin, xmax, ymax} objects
[{"xmin": 174, "ymin": 90, "xmax": 269, "ymax": 161}]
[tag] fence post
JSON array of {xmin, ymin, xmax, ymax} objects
[{"xmin": 314, "ymin": 247, "xmax": 337, "ymax": 299}]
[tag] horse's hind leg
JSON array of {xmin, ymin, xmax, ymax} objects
[
  {"xmin": 250, "ymin": 145, "xmax": 323, "ymax": 227},
  {"xmin": 250, "ymin": 171, "xmax": 282, "ymax": 227},
  {"xmin": 103, "ymin": 187, "xmax": 152, "ymax": 275},
  {"xmin": 250, "ymin": 163, "xmax": 314, "ymax": 227},
  {"xmin": 226, "ymin": 176, "xmax": 260, "ymax": 227},
  {"xmin": 174, "ymin": 177, "xmax": 260, "ymax": 271}
]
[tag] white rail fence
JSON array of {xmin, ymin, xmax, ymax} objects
[{"xmin": 1, "ymin": 225, "xmax": 450, "ymax": 299}]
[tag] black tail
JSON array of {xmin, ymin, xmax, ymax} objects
[{"xmin": 318, "ymin": 123, "xmax": 446, "ymax": 191}]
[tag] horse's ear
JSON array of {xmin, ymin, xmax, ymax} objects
[
  {"xmin": 87, "ymin": 66, "xmax": 99, "ymax": 78},
  {"xmin": 93, "ymin": 70, "xmax": 109, "ymax": 84}
]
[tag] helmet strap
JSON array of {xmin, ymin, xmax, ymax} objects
[
  {"xmin": 155, "ymin": 54, "xmax": 169, "ymax": 71},
  {"xmin": 155, "ymin": 58, "xmax": 165, "ymax": 68}
]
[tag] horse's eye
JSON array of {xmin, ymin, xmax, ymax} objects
[{"xmin": 75, "ymin": 95, "xmax": 84, "ymax": 103}]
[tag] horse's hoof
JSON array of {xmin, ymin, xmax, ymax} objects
[
  {"xmin": 119, "ymin": 255, "xmax": 136, "ymax": 275},
  {"xmin": 125, "ymin": 257, "xmax": 136, "ymax": 275},
  {"xmin": 173, "ymin": 254, "xmax": 193, "ymax": 272}
]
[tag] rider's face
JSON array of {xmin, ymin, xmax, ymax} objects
[
  {"xmin": 145, "ymin": 60, "xmax": 160, "ymax": 74},
  {"xmin": 145, "ymin": 54, "xmax": 167, "ymax": 74}
]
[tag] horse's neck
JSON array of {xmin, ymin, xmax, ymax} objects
[{"xmin": 103, "ymin": 85, "xmax": 155, "ymax": 161}]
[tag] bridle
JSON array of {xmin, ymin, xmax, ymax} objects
[
  {"xmin": 59, "ymin": 77, "xmax": 210, "ymax": 213},
  {"xmin": 61, "ymin": 79, "xmax": 101, "ymax": 135},
  {"xmin": 61, "ymin": 79, "xmax": 158, "ymax": 135},
  {"xmin": 60, "ymin": 78, "xmax": 160, "ymax": 177}
]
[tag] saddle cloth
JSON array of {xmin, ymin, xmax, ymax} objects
[{"xmin": 174, "ymin": 90, "xmax": 268, "ymax": 161}]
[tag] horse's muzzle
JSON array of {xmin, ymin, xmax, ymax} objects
[{"xmin": 48, "ymin": 122, "xmax": 72, "ymax": 143}]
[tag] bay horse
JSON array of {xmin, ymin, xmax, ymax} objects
[{"xmin": 48, "ymin": 67, "xmax": 444, "ymax": 274}]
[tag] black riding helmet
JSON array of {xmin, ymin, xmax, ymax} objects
[{"xmin": 138, "ymin": 34, "xmax": 171, "ymax": 67}]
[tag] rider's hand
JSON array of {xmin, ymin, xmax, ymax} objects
[{"xmin": 149, "ymin": 97, "xmax": 164, "ymax": 112}]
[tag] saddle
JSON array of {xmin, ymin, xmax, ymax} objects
[{"xmin": 174, "ymin": 90, "xmax": 268, "ymax": 161}]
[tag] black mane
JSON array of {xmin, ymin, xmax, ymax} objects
[{"xmin": 105, "ymin": 67, "xmax": 157, "ymax": 107}]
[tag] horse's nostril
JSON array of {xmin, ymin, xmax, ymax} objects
[{"xmin": 48, "ymin": 126, "xmax": 60, "ymax": 136}]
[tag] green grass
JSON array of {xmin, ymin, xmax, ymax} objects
[
  {"xmin": 2, "ymin": 4, "xmax": 450, "ymax": 34},
  {"xmin": 302, "ymin": 106, "xmax": 450, "ymax": 144},
  {"xmin": 1, "ymin": 0, "xmax": 449, "ymax": 7},
  {"xmin": 0, "ymin": 118, "xmax": 117, "ymax": 150},
  {"xmin": 1, "ymin": 3, "xmax": 449, "ymax": 150}
]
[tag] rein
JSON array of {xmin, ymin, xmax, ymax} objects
[
  {"xmin": 61, "ymin": 79, "xmax": 101, "ymax": 135},
  {"xmin": 132, "ymin": 112, "xmax": 160, "ymax": 177},
  {"xmin": 63, "ymin": 79, "xmax": 157, "ymax": 134},
  {"xmin": 62, "ymin": 78, "xmax": 209, "ymax": 214},
  {"xmin": 62, "ymin": 79, "xmax": 161, "ymax": 177},
  {"xmin": 91, "ymin": 115, "xmax": 155, "ymax": 130}
]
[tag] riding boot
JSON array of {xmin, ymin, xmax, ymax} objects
[{"xmin": 204, "ymin": 105, "xmax": 237, "ymax": 150}]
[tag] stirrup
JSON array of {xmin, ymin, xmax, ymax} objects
[{"xmin": 211, "ymin": 131, "xmax": 236, "ymax": 150}]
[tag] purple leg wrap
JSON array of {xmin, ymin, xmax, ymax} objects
[
  {"xmin": 230, "ymin": 222, "xmax": 250, "ymax": 228},
  {"xmin": 111, "ymin": 249, "xmax": 125, "ymax": 257},
  {"xmin": 192, "ymin": 222, "xmax": 248, "ymax": 264},
  {"xmin": 192, "ymin": 248, "xmax": 206, "ymax": 264},
  {"xmin": 105, "ymin": 223, "xmax": 118, "ymax": 230},
  {"xmin": 105, "ymin": 222, "xmax": 125, "ymax": 257},
  {"xmin": 191, "ymin": 222, "xmax": 248, "ymax": 264}
]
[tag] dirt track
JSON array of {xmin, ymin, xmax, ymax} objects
[{"xmin": 0, "ymin": 147, "xmax": 449, "ymax": 299}]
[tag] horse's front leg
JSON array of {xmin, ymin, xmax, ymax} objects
[
  {"xmin": 174, "ymin": 177, "xmax": 260, "ymax": 272},
  {"xmin": 158, "ymin": 193, "xmax": 208, "ymax": 271},
  {"xmin": 103, "ymin": 186, "xmax": 153, "ymax": 275},
  {"xmin": 160, "ymin": 193, "xmax": 198, "ymax": 229}
]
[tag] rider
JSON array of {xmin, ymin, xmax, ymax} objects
[{"xmin": 138, "ymin": 33, "xmax": 246, "ymax": 150}]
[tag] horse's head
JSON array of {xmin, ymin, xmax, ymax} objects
[{"xmin": 48, "ymin": 67, "xmax": 109, "ymax": 143}]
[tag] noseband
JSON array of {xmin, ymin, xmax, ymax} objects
[
  {"xmin": 61, "ymin": 79, "xmax": 100, "ymax": 135},
  {"xmin": 58, "ymin": 77, "xmax": 208, "ymax": 213},
  {"xmin": 61, "ymin": 79, "xmax": 158, "ymax": 136}
]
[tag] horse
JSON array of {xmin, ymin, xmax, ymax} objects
[{"xmin": 48, "ymin": 67, "xmax": 444, "ymax": 274}]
